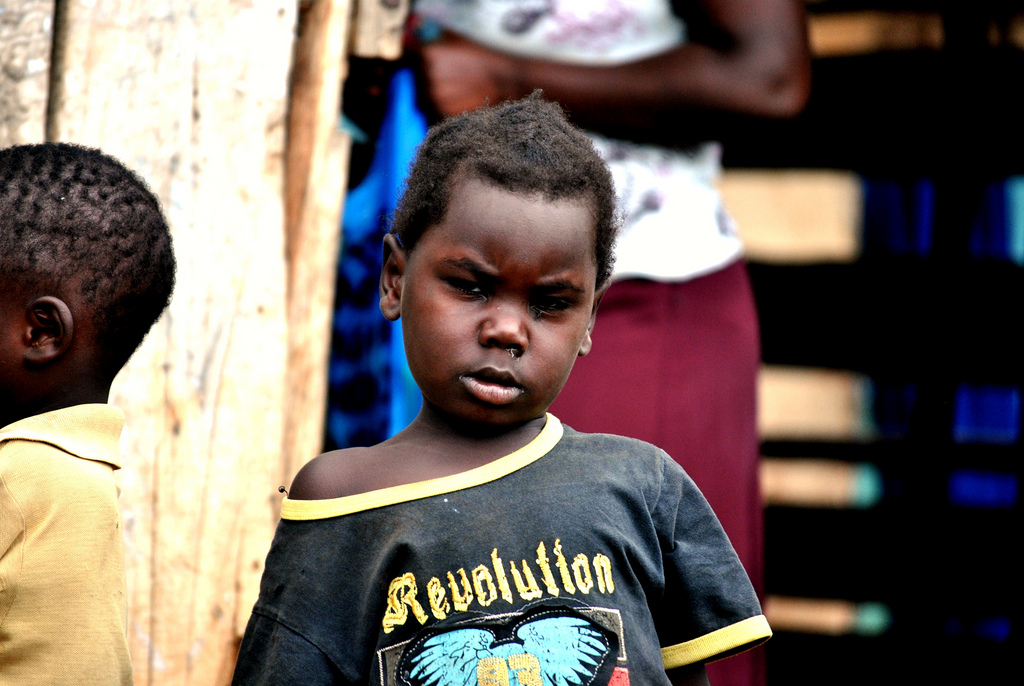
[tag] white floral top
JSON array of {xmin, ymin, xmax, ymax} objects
[{"xmin": 415, "ymin": 0, "xmax": 744, "ymax": 282}]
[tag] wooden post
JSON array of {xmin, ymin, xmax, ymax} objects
[
  {"xmin": 282, "ymin": 0, "xmax": 352, "ymax": 487},
  {"xmin": 350, "ymin": 0, "xmax": 410, "ymax": 59},
  {"xmin": 0, "ymin": 0, "xmax": 54, "ymax": 146},
  {"xmin": 282, "ymin": 0, "xmax": 415, "ymax": 483},
  {"xmin": 46, "ymin": 1, "xmax": 296, "ymax": 683},
  {"xmin": 6, "ymin": 0, "xmax": 380, "ymax": 682}
]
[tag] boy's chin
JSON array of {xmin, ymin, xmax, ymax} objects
[{"xmin": 426, "ymin": 401, "xmax": 549, "ymax": 435}]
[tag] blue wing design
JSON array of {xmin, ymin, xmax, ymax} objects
[
  {"xmin": 517, "ymin": 616, "xmax": 611, "ymax": 686},
  {"xmin": 407, "ymin": 628, "xmax": 497, "ymax": 686}
]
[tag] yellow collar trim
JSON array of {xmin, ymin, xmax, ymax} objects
[
  {"xmin": 281, "ymin": 414, "xmax": 564, "ymax": 521},
  {"xmin": 0, "ymin": 404, "xmax": 125, "ymax": 469}
]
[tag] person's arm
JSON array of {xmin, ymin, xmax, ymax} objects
[{"xmin": 417, "ymin": 0, "xmax": 810, "ymax": 141}]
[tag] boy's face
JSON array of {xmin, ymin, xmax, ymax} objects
[{"xmin": 385, "ymin": 176, "xmax": 601, "ymax": 429}]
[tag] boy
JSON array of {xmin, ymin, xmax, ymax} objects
[
  {"xmin": 233, "ymin": 96, "xmax": 769, "ymax": 685},
  {"xmin": 0, "ymin": 143, "xmax": 175, "ymax": 684}
]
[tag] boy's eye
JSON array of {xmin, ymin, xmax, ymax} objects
[
  {"xmin": 531, "ymin": 296, "xmax": 572, "ymax": 316},
  {"xmin": 447, "ymin": 278, "xmax": 486, "ymax": 297}
]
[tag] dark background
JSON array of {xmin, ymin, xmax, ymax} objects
[{"xmin": 742, "ymin": 2, "xmax": 1021, "ymax": 683}]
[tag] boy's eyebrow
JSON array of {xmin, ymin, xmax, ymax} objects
[
  {"xmin": 441, "ymin": 256, "xmax": 490, "ymax": 274},
  {"xmin": 440, "ymin": 256, "xmax": 586, "ymax": 293},
  {"xmin": 533, "ymin": 280, "xmax": 586, "ymax": 295}
]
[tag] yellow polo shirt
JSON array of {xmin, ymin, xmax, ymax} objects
[{"xmin": 0, "ymin": 405, "xmax": 132, "ymax": 685}]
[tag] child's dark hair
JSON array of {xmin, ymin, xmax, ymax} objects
[
  {"xmin": 0, "ymin": 142, "xmax": 176, "ymax": 377},
  {"xmin": 390, "ymin": 93, "xmax": 618, "ymax": 288}
]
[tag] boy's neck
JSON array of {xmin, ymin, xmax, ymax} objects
[
  {"xmin": 390, "ymin": 405, "xmax": 548, "ymax": 467},
  {"xmin": 2, "ymin": 385, "xmax": 111, "ymax": 429},
  {"xmin": 287, "ymin": 407, "xmax": 551, "ymax": 500}
]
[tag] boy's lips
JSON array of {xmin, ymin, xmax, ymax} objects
[{"xmin": 461, "ymin": 368, "xmax": 523, "ymax": 405}]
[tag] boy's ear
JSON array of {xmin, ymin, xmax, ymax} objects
[
  {"xmin": 379, "ymin": 233, "xmax": 407, "ymax": 322},
  {"xmin": 24, "ymin": 296, "xmax": 74, "ymax": 365},
  {"xmin": 577, "ymin": 287, "xmax": 606, "ymax": 357}
]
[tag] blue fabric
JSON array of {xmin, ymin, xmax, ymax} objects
[
  {"xmin": 863, "ymin": 178, "xmax": 1022, "ymax": 449},
  {"xmin": 948, "ymin": 469, "xmax": 1019, "ymax": 509},
  {"xmin": 869, "ymin": 380, "xmax": 917, "ymax": 439},
  {"xmin": 862, "ymin": 177, "xmax": 934, "ymax": 257},
  {"xmin": 952, "ymin": 384, "xmax": 1021, "ymax": 445},
  {"xmin": 1005, "ymin": 175, "xmax": 1024, "ymax": 266},
  {"xmin": 944, "ymin": 616, "xmax": 1013, "ymax": 643},
  {"xmin": 862, "ymin": 175, "xmax": 1024, "ymax": 262},
  {"xmin": 968, "ymin": 180, "xmax": 1009, "ymax": 261},
  {"xmin": 326, "ymin": 69, "xmax": 425, "ymax": 449}
]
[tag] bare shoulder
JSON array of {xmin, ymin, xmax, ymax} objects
[{"xmin": 287, "ymin": 445, "xmax": 383, "ymax": 500}]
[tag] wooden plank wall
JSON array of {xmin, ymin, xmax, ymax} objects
[
  {"xmin": 283, "ymin": 0, "xmax": 352, "ymax": 493},
  {"xmin": 48, "ymin": 2, "xmax": 297, "ymax": 683},
  {"xmin": 1, "ymin": 1, "xmax": 359, "ymax": 683},
  {"xmin": 0, "ymin": 0, "xmax": 53, "ymax": 145},
  {"xmin": 349, "ymin": 0, "xmax": 409, "ymax": 59}
]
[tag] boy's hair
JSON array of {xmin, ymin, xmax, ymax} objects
[
  {"xmin": 0, "ymin": 142, "xmax": 176, "ymax": 377},
  {"xmin": 390, "ymin": 93, "xmax": 619, "ymax": 288}
]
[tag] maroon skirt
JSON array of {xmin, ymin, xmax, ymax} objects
[{"xmin": 550, "ymin": 260, "xmax": 765, "ymax": 686}]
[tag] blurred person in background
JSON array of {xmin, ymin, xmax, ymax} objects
[{"xmin": 411, "ymin": 2, "xmax": 810, "ymax": 684}]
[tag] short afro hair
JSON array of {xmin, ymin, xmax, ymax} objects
[
  {"xmin": 0, "ymin": 142, "xmax": 176, "ymax": 378},
  {"xmin": 390, "ymin": 93, "xmax": 619, "ymax": 288}
]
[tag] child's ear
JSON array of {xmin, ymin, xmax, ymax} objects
[
  {"xmin": 379, "ymin": 233, "xmax": 407, "ymax": 322},
  {"xmin": 24, "ymin": 296, "xmax": 74, "ymax": 365},
  {"xmin": 577, "ymin": 287, "xmax": 606, "ymax": 357}
]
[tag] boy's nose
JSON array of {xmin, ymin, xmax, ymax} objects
[{"xmin": 479, "ymin": 304, "xmax": 528, "ymax": 354}]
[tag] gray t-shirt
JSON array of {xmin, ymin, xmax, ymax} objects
[{"xmin": 232, "ymin": 416, "xmax": 769, "ymax": 685}]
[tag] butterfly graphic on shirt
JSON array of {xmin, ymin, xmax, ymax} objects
[{"xmin": 399, "ymin": 609, "xmax": 618, "ymax": 686}]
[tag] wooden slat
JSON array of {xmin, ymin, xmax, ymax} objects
[
  {"xmin": 1008, "ymin": 14, "xmax": 1024, "ymax": 49},
  {"xmin": 808, "ymin": 10, "xmax": 1024, "ymax": 57},
  {"xmin": 0, "ymin": 0, "xmax": 54, "ymax": 146},
  {"xmin": 350, "ymin": 0, "xmax": 410, "ymax": 59},
  {"xmin": 764, "ymin": 595, "xmax": 892, "ymax": 636},
  {"xmin": 47, "ymin": 2, "xmax": 296, "ymax": 683},
  {"xmin": 283, "ymin": 0, "xmax": 351, "ymax": 488},
  {"xmin": 808, "ymin": 11, "xmax": 944, "ymax": 57},
  {"xmin": 761, "ymin": 458, "xmax": 881, "ymax": 509},
  {"xmin": 765, "ymin": 596, "xmax": 859, "ymax": 636},
  {"xmin": 719, "ymin": 170, "xmax": 862, "ymax": 264},
  {"xmin": 758, "ymin": 365, "xmax": 871, "ymax": 441}
]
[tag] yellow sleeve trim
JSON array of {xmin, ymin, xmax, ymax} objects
[
  {"xmin": 662, "ymin": 615, "xmax": 772, "ymax": 669},
  {"xmin": 281, "ymin": 415, "xmax": 564, "ymax": 521}
]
